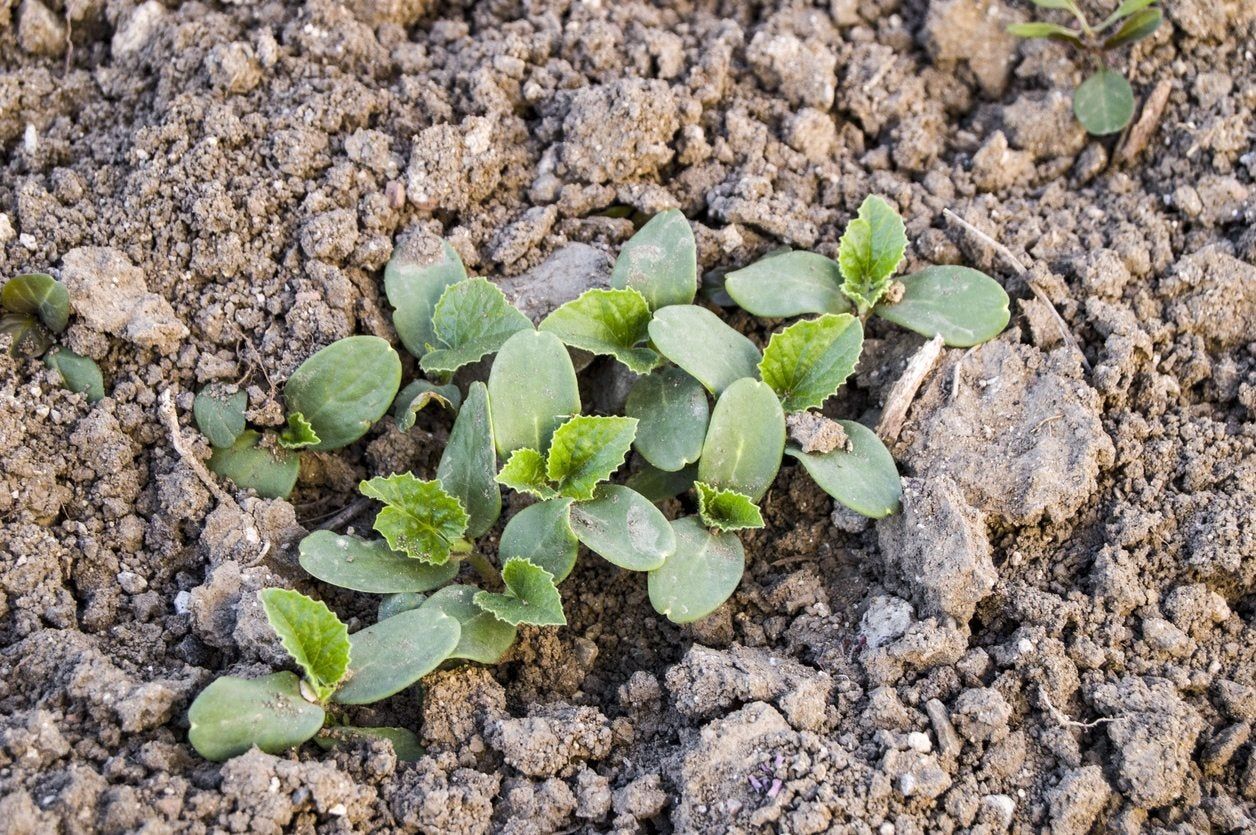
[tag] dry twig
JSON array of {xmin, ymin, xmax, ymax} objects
[
  {"xmin": 877, "ymin": 334, "xmax": 944, "ymax": 443},
  {"xmin": 159, "ymin": 387, "xmax": 233, "ymax": 506},
  {"xmin": 1116, "ymin": 79, "xmax": 1173, "ymax": 166},
  {"xmin": 1039, "ymin": 686, "xmax": 1124, "ymax": 730}
]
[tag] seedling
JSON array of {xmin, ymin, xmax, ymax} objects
[
  {"xmin": 1007, "ymin": 0, "xmax": 1163, "ymax": 135},
  {"xmin": 187, "ymin": 201, "xmax": 1011, "ymax": 762},
  {"xmin": 1, "ymin": 272, "xmax": 105, "ymax": 402}
]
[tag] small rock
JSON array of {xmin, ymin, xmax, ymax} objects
[
  {"xmin": 925, "ymin": 699, "xmax": 962, "ymax": 759},
  {"xmin": 18, "ymin": 0, "xmax": 65, "ymax": 56},
  {"xmin": 112, "ymin": 1, "xmax": 166, "ymax": 57},
  {"xmin": 786, "ymin": 411, "xmax": 849, "ymax": 454},
  {"xmin": 1202, "ymin": 722, "xmax": 1250, "ymax": 775},
  {"xmin": 1046, "ymin": 766, "xmax": 1110, "ymax": 835},
  {"xmin": 59, "ymin": 247, "xmax": 188, "ymax": 355},
  {"xmin": 951, "ymin": 688, "xmax": 1012, "ymax": 745},
  {"xmin": 496, "ymin": 243, "xmax": 613, "ymax": 322},
  {"xmin": 746, "ymin": 12, "xmax": 837, "ymax": 109},
  {"xmin": 1141, "ymin": 616, "xmax": 1191, "ymax": 657},
  {"xmin": 859, "ymin": 595, "xmax": 913, "ymax": 650},
  {"xmin": 978, "ymin": 794, "xmax": 1015, "ymax": 831},
  {"xmin": 922, "ymin": 0, "xmax": 1019, "ymax": 98}
]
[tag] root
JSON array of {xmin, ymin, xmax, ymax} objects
[{"xmin": 1039, "ymin": 686, "xmax": 1124, "ymax": 730}]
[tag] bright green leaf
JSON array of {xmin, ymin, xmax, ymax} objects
[
  {"xmin": 194, "ymin": 386, "xmax": 247, "ymax": 448},
  {"xmin": 625, "ymin": 367, "xmax": 709, "ymax": 472},
  {"xmin": 420, "ymin": 585, "xmax": 518, "ymax": 664},
  {"xmin": 695, "ymin": 482, "xmax": 764, "ymax": 532},
  {"xmin": 496, "ymin": 448, "xmax": 558, "ymax": 500},
  {"xmin": 394, "ymin": 380, "xmax": 460, "ymax": 431},
  {"xmin": 838, "ymin": 195, "xmax": 907, "ymax": 312},
  {"xmin": 187, "ymin": 672, "xmax": 325, "ymax": 762},
  {"xmin": 647, "ymin": 516, "xmax": 745, "ymax": 624},
  {"xmin": 569, "ymin": 484, "xmax": 676, "ymax": 571},
  {"xmin": 285, "ymin": 336, "xmax": 402, "ymax": 451},
  {"xmin": 546, "ymin": 415, "xmax": 638, "ymax": 501},
  {"xmin": 278, "ymin": 412, "xmax": 321, "ymax": 450},
  {"xmin": 873, "ymin": 266, "xmax": 1010, "ymax": 347},
  {"xmin": 759, "ymin": 314, "xmax": 863, "ymax": 412},
  {"xmin": 1074, "ymin": 69, "xmax": 1135, "ymax": 135},
  {"xmin": 1, "ymin": 272, "xmax": 69, "ymax": 333},
  {"xmin": 437, "ymin": 382, "xmax": 500, "ymax": 538},
  {"xmin": 626, "ymin": 462, "xmax": 697, "ymax": 503},
  {"xmin": 697, "ymin": 378, "xmax": 785, "ymax": 502},
  {"xmin": 499, "ymin": 498, "xmax": 579, "ymax": 583},
  {"xmin": 208, "ymin": 430, "xmax": 300, "ymax": 499},
  {"xmin": 539, "ymin": 287, "xmax": 659, "ymax": 373},
  {"xmin": 1, "ymin": 312, "xmax": 51, "ymax": 357},
  {"xmin": 259, "ymin": 588, "xmax": 350, "ymax": 702},
  {"xmin": 724, "ymin": 250, "xmax": 851, "ymax": 318},
  {"xmin": 610, "ymin": 209, "xmax": 697, "ymax": 310},
  {"xmin": 315, "ymin": 726, "xmax": 424, "ymax": 761},
  {"xmin": 488, "ymin": 330, "xmax": 581, "ymax": 457},
  {"xmin": 360, "ymin": 473, "xmax": 469, "ymax": 565},
  {"xmin": 1102, "ymin": 7, "xmax": 1161, "ymax": 48},
  {"xmin": 298, "ymin": 530, "xmax": 459, "ymax": 594},
  {"xmin": 420, "ymin": 278, "xmax": 533, "ymax": 375},
  {"xmin": 647, "ymin": 305, "xmax": 762, "ymax": 394},
  {"xmin": 473, "ymin": 557, "xmax": 566, "ymax": 627},
  {"xmin": 334, "ymin": 607, "xmax": 461, "ymax": 705},
  {"xmin": 45, "ymin": 347, "xmax": 104, "ymax": 402},
  {"xmin": 786, "ymin": 419, "xmax": 902, "ymax": 518},
  {"xmin": 385, "ymin": 239, "xmax": 467, "ymax": 359}
]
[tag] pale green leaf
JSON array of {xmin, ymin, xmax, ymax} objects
[
  {"xmin": 437, "ymin": 382, "xmax": 500, "ymax": 538},
  {"xmin": 1, "ymin": 272, "xmax": 69, "ymax": 333},
  {"xmin": 539, "ymin": 287, "xmax": 659, "ymax": 373},
  {"xmin": 360, "ymin": 473, "xmax": 469, "ymax": 565},
  {"xmin": 420, "ymin": 585, "xmax": 518, "ymax": 664},
  {"xmin": 697, "ymin": 379, "xmax": 785, "ymax": 502},
  {"xmin": 610, "ymin": 209, "xmax": 697, "ymax": 310},
  {"xmin": 378, "ymin": 592, "xmax": 426, "ymax": 621},
  {"xmin": 285, "ymin": 336, "xmax": 402, "ymax": 451},
  {"xmin": 626, "ymin": 462, "xmax": 697, "ymax": 503},
  {"xmin": 695, "ymin": 482, "xmax": 764, "ymax": 532},
  {"xmin": 873, "ymin": 266, "xmax": 1010, "ymax": 347},
  {"xmin": 394, "ymin": 380, "xmax": 460, "ymax": 431},
  {"xmin": 499, "ymin": 498, "xmax": 579, "ymax": 583},
  {"xmin": 1006, "ymin": 21, "xmax": 1084, "ymax": 44},
  {"xmin": 277, "ymin": 412, "xmax": 321, "ymax": 450},
  {"xmin": 259, "ymin": 588, "xmax": 350, "ymax": 701},
  {"xmin": 1098, "ymin": 0, "xmax": 1157, "ymax": 29},
  {"xmin": 208, "ymin": 430, "xmax": 300, "ymax": 499},
  {"xmin": 488, "ymin": 330, "xmax": 581, "ymax": 457},
  {"xmin": 473, "ymin": 557, "xmax": 566, "ymax": 626},
  {"xmin": 420, "ymin": 278, "xmax": 533, "ymax": 375},
  {"xmin": 647, "ymin": 516, "xmax": 745, "ymax": 624},
  {"xmin": 647, "ymin": 305, "xmax": 761, "ymax": 394},
  {"xmin": 724, "ymin": 250, "xmax": 850, "ymax": 318},
  {"xmin": 496, "ymin": 448, "xmax": 559, "ymax": 500},
  {"xmin": 759, "ymin": 314, "xmax": 863, "ymax": 412},
  {"xmin": 1102, "ymin": 7, "xmax": 1161, "ymax": 48},
  {"xmin": 334, "ymin": 607, "xmax": 461, "ymax": 704},
  {"xmin": 545, "ymin": 415, "xmax": 638, "ymax": 501},
  {"xmin": 787, "ymin": 419, "xmax": 902, "ymax": 518},
  {"xmin": 624, "ymin": 367, "xmax": 709, "ymax": 472},
  {"xmin": 838, "ymin": 195, "xmax": 907, "ymax": 312},
  {"xmin": 45, "ymin": 347, "xmax": 104, "ymax": 403},
  {"xmin": 385, "ymin": 239, "xmax": 467, "ymax": 359},
  {"xmin": 298, "ymin": 530, "xmax": 458, "ymax": 594},
  {"xmin": 188, "ymin": 673, "xmax": 325, "ymax": 762},
  {"xmin": 569, "ymin": 484, "xmax": 676, "ymax": 571},
  {"xmin": 194, "ymin": 386, "xmax": 247, "ymax": 449},
  {"xmin": 1074, "ymin": 69, "xmax": 1135, "ymax": 135}
]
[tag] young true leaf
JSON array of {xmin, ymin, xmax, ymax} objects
[
  {"xmin": 298, "ymin": 531, "xmax": 459, "ymax": 594},
  {"xmin": 499, "ymin": 498, "xmax": 579, "ymax": 583},
  {"xmin": 278, "ymin": 412, "xmax": 321, "ymax": 450},
  {"xmin": 359, "ymin": 473, "xmax": 470, "ymax": 564},
  {"xmin": 625, "ymin": 367, "xmax": 709, "ymax": 472},
  {"xmin": 1103, "ymin": 7, "xmax": 1161, "ymax": 48},
  {"xmin": 420, "ymin": 585, "xmax": 518, "ymax": 664},
  {"xmin": 786, "ymin": 419, "xmax": 902, "ymax": 518},
  {"xmin": 647, "ymin": 516, "xmax": 745, "ymax": 625},
  {"xmin": 259, "ymin": 588, "xmax": 351, "ymax": 702},
  {"xmin": 759, "ymin": 314, "xmax": 863, "ymax": 412},
  {"xmin": 334, "ymin": 607, "xmax": 461, "ymax": 704},
  {"xmin": 648, "ymin": 305, "xmax": 761, "ymax": 394},
  {"xmin": 394, "ymin": 380, "xmax": 460, "ymax": 431},
  {"xmin": 420, "ymin": 278, "xmax": 533, "ymax": 375},
  {"xmin": 695, "ymin": 482, "xmax": 765, "ymax": 533},
  {"xmin": 208, "ymin": 430, "xmax": 300, "ymax": 499},
  {"xmin": 437, "ymin": 382, "xmax": 501, "ymax": 538},
  {"xmin": 873, "ymin": 266, "xmax": 1010, "ymax": 347},
  {"xmin": 1005, "ymin": 22, "xmax": 1084, "ymax": 45},
  {"xmin": 315, "ymin": 726, "xmax": 424, "ymax": 762},
  {"xmin": 497, "ymin": 448, "xmax": 558, "ymax": 499},
  {"xmin": 1, "ymin": 272, "xmax": 69, "ymax": 333},
  {"xmin": 385, "ymin": 239, "xmax": 467, "ymax": 359},
  {"xmin": 609, "ymin": 209, "xmax": 697, "ymax": 310},
  {"xmin": 539, "ymin": 287, "xmax": 659, "ymax": 373},
  {"xmin": 473, "ymin": 557, "xmax": 566, "ymax": 626},
  {"xmin": 569, "ymin": 484, "xmax": 676, "ymax": 571},
  {"xmin": 0, "ymin": 313, "xmax": 51, "ymax": 357},
  {"xmin": 546, "ymin": 415, "xmax": 638, "ymax": 501},
  {"xmin": 724, "ymin": 251, "xmax": 851, "ymax": 318},
  {"xmin": 44, "ymin": 347, "xmax": 104, "ymax": 402},
  {"xmin": 1073, "ymin": 68, "xmax": 1135, "ymax": 135},
  {"xmin": 488, "ymin": 330, "xmax": 581, "ymax": 457},
  {"xmin": 194, "ymin": 386, "xmax": 247, "ymax": 448},
  {"xmin": 838, "ymin": 195, "xmax": 907, "ymax": 313},
  {"xmin": 285, "ymin": 336, "xmax": 402, "ymax": 451},
  {"xmin": 698, "ymin": 379, "xmax": 785, "ymax": 502},
  {"xmin": 626, "ymin": 462, "xmax": 698, "ymax": 503},
  {"xmin": 187, "ymin": 672, "xmax": 325, "ymax": 762}
]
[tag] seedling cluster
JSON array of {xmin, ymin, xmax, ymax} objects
[
  {"xmin": 2, "ymin": 272, "xmax": 105, "ymax": 402},
  {"xmin": 1008, "ymin": 0, "xmax": 1163, "ymax": 135},
  {"xmin": 187, "ymin": 197, "xmax": 1010, "ymax": 762}
]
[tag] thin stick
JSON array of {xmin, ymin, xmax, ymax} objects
[
  {"xmin": 1039, "ymin": 686, "xmax": 1124, "ymax": 730},
  {"xmin": 877, "ymin": 334, "xmax": 944, "ymax": 444},
  {"xmin": 159, "ymin": 388, "xmax": 233, "ymax": 506},
  {"xmin": 315, "ymin": 497, "xmax": 373, "ymax": 531},
  {"xmin": 942, "ymin": 209, "xmax": 1091, "ymax": 372},
  {"xmin": 1116, "ymin": 79, "xmax": 1172, "ymax": 166}
]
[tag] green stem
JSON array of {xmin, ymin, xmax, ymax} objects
[{"xmin": 465, "ymin": 551, "xmax": 500, "ymax": 586}]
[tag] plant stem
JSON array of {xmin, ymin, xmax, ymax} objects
[{"xmin": 465, "ymin": 551, "xmax": 500, "ymax": 586}]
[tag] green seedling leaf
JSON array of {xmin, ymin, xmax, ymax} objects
[
  {"xmin": 724, "ymin": 251, "xmax": 851, "ymax": 318},
  {"xmin": 838, "ymin": 195, "xmax": 907, "ymax": 313},
  {"xmin": 385, "ymin": 239, "xmax": 467, "ymax": 359},
  {"xmin": 1098, "ymin": 0, "xmax": 1157, "ymax": 29},
  {"xmin": 488, "ymin": 329, "xmax": 581, "ymax": 457},
  {"xmin": 278, "ymin": 412, "xmax": 321, "ymax": 450},
  {"xmin": 285, "ymin": 336, "xmax": 402, "ymax": 451},
  {"xmin": 546, "ymin": 415, "xmax": 638, "ymax": 501},
  {"xmin": 394, "ymin": 380, "xmax": 461, "ymax": 431},
  {"xmin": 499, "ymin": 498, "xmax": 579, "ymax": 582},
  {"xmin": 497, "ymin": 448, "xmax": 559, "ymax": 500},
  {"xmin": 194, "ymin": 386, "xmax": 247, "ymax": 448},
  {"xmin": 473, "ymin": 557, "xmax": 566, "ymax": 626},
  {"xmin": 298, "ymin": 530, "xmax": 459, "ymax": 594},
  {"xmin": 1074, "ymin": 68, "xmax": 1135, "ymax": 135},
  {"xmin": 0, "ymin": 312, "xmax": 51, "ymax": 357},
  {"xmin": 334, "ymin": 607, "xmax": 461, "ymax": 704},
  {"xmin": 1005, "ymin": 22, "xmax": 1084, "ymax": 44},
  {"xmin": 695, "ymin": 482, "xmax": 764, "ymax": 533},
  {"xmin": 45, "ymin": 347, "xmax": 104, "ymax": 402},
  {"xmin": 873, "ymin": 266, "xmax": 1010, "ymax": 347},
  {"xmin": 610, "ymin": 209, "xmax": 697, "ymax": 310},
  {"xmin": 648, "ymin": 516, "xmax": 745, "ymax": 624},
  {"xmin": 420, "ymin": 585, "xmax": 518, "ymax": 664},
  {"xmin": 698, "ymin": 378, "xmax": 785, "ymax": 502},
  {"xmin": 2, "ymin": 272, "xmax": 69, "ymax": 333},
  {"xmin": 315, "ymin": 726, "xmax": 425, "ymax": 762},
  {"xmin": 648, "ymin": 305, "xmax": 761, "ymax": 394},
  {"xmin": 626, "ymin": 462, "xmax": 697, "ymax": 503},
  {"xmin": 569, "ymin": 484, "xmax": 676, "ymax": 571},
  {"xmin": 420, "ymin": 278, "xmax": 533, "ymax": 375},
  {"xmin": 187, "ymin": 672, "xmax": 325, "ymax": 762},
  {"xmin": 759, "ymin": 314, "xmax": 863, "ymax": 412},
  {"xmin": 625, "ymin": 367, "xmax": 709, "ymax": 472},
  {"xmin": 1102, "ymin": 7, "xmax": 1161, "ymax": 48},
  {"xmin": 1030, "ymin": 0, "xmax": 1081, "ymax": 10},
  {"xmin": 360, "ymin": 473, "xmax": 469, "ymax": 565},
  {"xmin": 437, "ymin": 382, "xmax": 501, "ymax": 538},
  {"xmin": 208, "ymin": 430, "xmax": 300, "ymax": 499},
  {"xmin": 786, "ymin": 419, "xmax": 902, "ymax": 518},
  {"xmin": 259, "ymin": 588, "xmax": 350, "ymax": 702},
  {"xmin": 539, "ymin": 287, "xmax": 659, "ymax": 373},
  {"xmin": 379, "ymin": 592, "xmax": 426, "ymax": 620}
]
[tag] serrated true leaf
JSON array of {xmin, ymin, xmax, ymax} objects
[
  {"xmin": 695, "ymin": 482, "xmax": 764, "ymax": 532},
  {"xmin": 188, "ymin": 672, "xmax": 325, "ymax": 762},
  {"xmin": 723, "ymin": 250, "xmax": 851, "ymax": 318},
  {"xmin": 473, "ymin": 557, "xmax": 566, "ymax": 626},
  {"xmin": 334, "ymin": 607, "xmax": 461, "ymax": 705},
  {"xmin": 315, "ymin": 726, "xmax": 424, "ymax": 762},
  {"xmin": 786, "ymin": 419, "xmax": 902, "ymax": 518},
  {"xmin": 420, "ymin": 585, "xmax": 518, "ymax": 664},
  {"xmin": 496, "ymin": 448, "xmax": 558, "ymax": 500},
  {"xmin": 539, "ymin": 287, "xmax": 659, "ymax": 373},
  {"xmin": 488, "ymin": 330, "xmax": 581, "ymax": 457},
  {"xmin": 609, "ymin": 209, "xmax": 697, "ymax": 310},
  {"xmin": 697, "ymin": 379, "xmax": 785, "ymax": 502},
  {"xmin": 278, "ymin": 412, "xmax": 321, "ymax": 450},
  {"xmin": 759, "ymin": 314, "xmax": 863, "ymax": 412},
  {"xmin": 499, "ymin": 498, "xmax": 579, "ymax": 582},
  {"xmin": 647, "ymin": 305, "xmax": 761, "ymax": 394},
  {"xmin": 360, "ymin": 473, "xmax": 469, "ymax": 564},
  {"xmin": 647, "ymin": 516, "xmax": 745, "ymax": 624},
  {"xmin": 838, "ymin": 195, "xmax": 907, "ymax": 312},
  {"xmin": 298, "ymin": 530, "xmax": 459, "ymax": 594},
  {"xmin": 873, "ymin": 266, "xmax": 1010, "ymax": 347},
  {"xmin": 420, "ymin": 278, "xmax": 533, "ymax": 375},
  {"xmin": 208, "ymin": 430, "xmax": 300, "ymax": 499},
  {"xmin": 285, "ymin": 336, "xmax": 402, "ymax": 451},
  {"xmin": 569, "ymin": 484, "xmax": 676, "ymax": 571},
  {"xmin": 394, "ymin": 380, "xmax": 461, "ymax": 431},
  {"xmin": 437, "ymin": 382, "xmax": 500, "ymax": 538},
  {"xmin": 546, "ymin": 415, "xmax": 638, "ymax": 501},
  {"xmin": 385, "ymin": 239, "xmax": 468, "ymax": 359},
  {"xmin": 1073, "ymin": 69, "xmax": 1135, "ymax": 135},
  {"xmin": 1, "ymin": 272, "xmax": 69, "ymax": 333},
  {"xmin": 625, "ymin": 367, "xmax": 709, "ymax": 472},
  {"xmin": 45, "ymin": 347, "xmax": 104, "ymax": 402},
  {"xmin": 259, "ymin": 589, "xmax": 350, "ymax": 702},
  {"xmin": 194, "ymin": 386, "xmax": 247, "ymax": 448}
]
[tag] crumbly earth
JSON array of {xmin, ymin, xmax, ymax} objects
[{"xmin": 1, "ymin": 0, "xmax": 1254, "ymax": 832}]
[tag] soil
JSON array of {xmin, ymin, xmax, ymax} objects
[{"xmin": 1, "ymin": 0, "xmax": 1254, "ymax": 832}]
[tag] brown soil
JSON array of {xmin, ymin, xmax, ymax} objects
[{"xmin": 2, "ymin": 0, "xmax": 1255, "ymax": 832}]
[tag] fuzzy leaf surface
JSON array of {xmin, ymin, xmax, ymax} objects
[
  {"xmin": 695, "ymin": 482, "xmax": 764, "ymax": 532},
  {"xmin": 285, "ymin": 336, "xmax": 401, "ymax": 451},
  {"xmin": 697, "ymin": 379, "xmax": 785, "ymax": 502},
  {"xmin": 208, "ymin": 430, "xmax": 300, "ymax": 499},
  {"xmin": 45, "ymin": 348, "xmax": 104, "ymax": 403},
  {"xmin": 569, "ymin": 484, "xmax": 675, "ymax": 571},
  {"xmin": 609, "ymin": 209, "xmax": 697, "ymax": 310},
  {"xmin": 334, "ymin": 607, "xmax": 461, "ymax": 704},
  {"xmin": 385, "ymin": 240, "xmax": 467, "ymax": 359},
  {"xmin": 838, "ymin": 195, "xmax": 907, "ymax": 311},
  {"xmin": 420, "ymin": 278, "xmax": 533, "ymax": 375},
  {"xmin": 545, "ymin": 415, "xmax": 638, "ymax": 501},
  {"xmin": 298, "ymin": 530, "xmax": 458, "ymax": 594},
  {"xmin": 499, "ymin": 498, "xmax": 578, "ymax": 582},
  {"xmin": 259, "ymin": 588, "xmax": 350, "ymax": 701},
  {"xmin": 474, "ymin": 558, "xmax": 566, "ymax": 626},
  {"xmin": 873, "ymin": 266, "xmax": 1010, "ymax": 347},
  {"xmin": 647, "ymin": 516, "xmax": 745, "ymax": 624},
  {"xmin": 1, "ymin": 272, "xmax": 69, "ymax": 333},
  {"xmin": 787, "ymin": 419, "xmax": 902, "ymax": 518},
  {"xmin": 625, "ymin": 367, "xmax": 709, "ymax": 472},
  {"xmin": 488, "ymin": 330, "xmax": 581, "ymax": 457},
  {"xmin": 496, "ymin": 448, "xmax": 559, "ymax": 500},
  {"xmin": 437, "ymin": 382, "xmax": 500, "ymax": 538},
  {"xmin": 420, "ymin": 585, "xmax": 518, "ymax": 664},
  {"xmin": 723, "ymin": 250, "xmax": 850, "ymax": 318},
  {"xmin": 759, "ymin": 314, "xmax": 863, "ymax": 412},
  {"xmin": 647, "ymin": 305, "xmax": 761, "ymax": 394},
  {"xmin": 360, "ymin": 474, "xmax": 469, "ymax": 565},
  {"xmin": 188, "ymin": 673, "xmax": 325, "ymax": 762},
  {"xmin": 194, "ymin": 386, "xmax": 247, "ymax": 448},
  {"xmin": 539, "ymin": 287, "xmax": 658, "ymax": 372}
]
